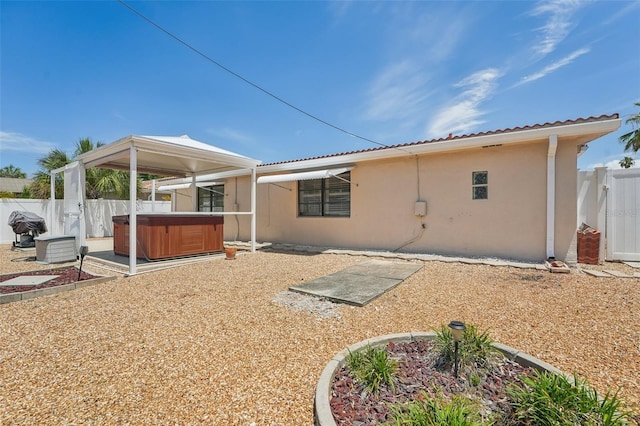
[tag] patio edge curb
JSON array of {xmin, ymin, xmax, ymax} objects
[{"xmin": 0, "ymin": 275, "xmax": 117, "ymax": 304}]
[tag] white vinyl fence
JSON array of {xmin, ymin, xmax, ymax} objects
[
  {"xmin": 578, "ymin": 167, "xmax": 640, "ymax": 261},
  {"xmin": 1, "ymin": 199, "xmax": 171, "ymax": 245}
]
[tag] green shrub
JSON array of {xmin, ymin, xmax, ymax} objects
[
  {"xmin": 347, "ymin": 345, "xmax": 398, "ymax": 394},
  {"xmin": 507, "ymin": 371, "xmax": 633, "ymax": 425},
  {"xmin": 386, "ymin": 394, "xmax": 484, "ymax": 426},
  {"xmin": 433, "ymin": 323, "xmax": 500, "ymax": 371}
]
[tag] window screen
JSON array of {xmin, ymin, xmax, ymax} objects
[
  {"xmin": 298, "ymin": 172, "xmax": 350, "ymax": 217},
  {"xmin": 198, "ymin": 184, "xmax": 225, "ymax": 212}
]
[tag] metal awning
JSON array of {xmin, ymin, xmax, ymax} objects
[
  {"xmin": 156, "ymin": 181, "xmax": 223, "ymax": 191},
  {"xmin": 257, "ymin": 167, "xmax": 352, "ymax": 184}
]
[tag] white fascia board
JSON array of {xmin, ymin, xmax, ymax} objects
[
  {"xmin": 257, "ymin": 118, "xmax": 621, "ymax": 173},
  {"xmin": 157, "ymin": 168, "xmax": 256, "ymax": 186}
]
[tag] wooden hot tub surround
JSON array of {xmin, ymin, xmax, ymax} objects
[{"xmin": 113, "ymin": 214, "xmax": 224, "ymax": 260}]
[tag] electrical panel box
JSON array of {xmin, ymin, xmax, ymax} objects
[{"xmin": 414, "ymin": 201, "xmax": 427, "ymax": 216}]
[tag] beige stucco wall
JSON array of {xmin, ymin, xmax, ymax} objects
[{"xmin": 173, "ymin": 137, "xmax": 583, "ymax": 262}]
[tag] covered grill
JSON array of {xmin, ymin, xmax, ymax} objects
[{"xmin": 8, "ymin": 211, "xmax": 48, "ymax": 248}]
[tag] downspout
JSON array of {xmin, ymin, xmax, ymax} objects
[{"xmin": 546, "ymin": 135, "xmax": 558, "ymax": 260}]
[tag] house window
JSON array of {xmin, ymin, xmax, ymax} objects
[
  {"xmin": 472, "ymin": 171, "xmax": 488, "ymax": 200},
  {"xmin": 198, "ymin": 184, "xmax": 225, "ymax": 212},
  {"xmin": 298, "ymin": 172, "xmax": 350, "ymax": 217}
]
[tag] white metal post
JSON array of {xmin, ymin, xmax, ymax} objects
[
  {"xmin": 595, "ymin": 166, "xmax": 608, "ymax": 262},
  {"xmin": 151, "ymin": 179, "xmax": 156, "ymax": 212},
  {"xmin": 192, "ymin": 175, "xmax": 197, "ymax": 212},
  {"xmin": 251, "ymin": 167, "xmax": 256, "ymax": 252},
  {"xmin": 50, "ymin": 171, "xmax": 56, "ymax": 235},
  {"xmin": 129, "ymin": 146, "xmax": 137, "ymax": 275}
]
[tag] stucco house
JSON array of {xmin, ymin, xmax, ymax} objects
[
  {"xmin": 171, "ymin": 114, "xmax": 620, "ymax": 262},
  {"xmin": 0, "ymin": 177, "xmax": 32, "ymax": 197}
]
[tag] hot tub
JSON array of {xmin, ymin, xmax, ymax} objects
[{"xmin": 112, "ymin": 214, "xmax": 224, "ymax": 260}]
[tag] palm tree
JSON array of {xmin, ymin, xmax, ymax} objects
[
  {"xmin": 619, "ymin": 156, "xmax": 635, "ymax": 169},
  {"xmin": 0, "ymin": 164, "xmax": 27, "ymax": 178},
  {"xmin": 29, "ymin": 149, "xmax": 72, "ymax": 199},
  {"xmin": 620, "ymin": 102, "xmax": 640, "ymax": 153},
  {"xmin": 29, "ymin": 138, "xmax": 141, "ymax": 199}
]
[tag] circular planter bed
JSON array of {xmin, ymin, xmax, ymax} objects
[{"xmin": 315, "ymin": 332, "xmax": 633, "ymax": 425}]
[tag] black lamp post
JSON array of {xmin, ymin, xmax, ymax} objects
[
  {"xmin": 77, "ymin": 245, "xmax": 89, "ymax": 281},
  {"xmin": 448, "ymin": 320, "xmax": 466, "ymax": 378}
]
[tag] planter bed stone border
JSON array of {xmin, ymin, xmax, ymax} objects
[
  {"xmin": 0, "ymin": 267, "xmax": 117, "ymax": 304},
  {"xmin": 314, "ymin": 331, "xmax": 568, "ymax": 426}
]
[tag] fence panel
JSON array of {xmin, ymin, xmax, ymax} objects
[
  {"xmin": 1, "ymin": 199, "xmax": 170, "ymax": 244},
  {"xmin": 607, "ymin": 169, "xmax": 640, "ymax": 261}
]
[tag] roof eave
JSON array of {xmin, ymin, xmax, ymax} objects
[{"xmin": 258, "ymin": 117, "xmax": 621, "ymax": 173}]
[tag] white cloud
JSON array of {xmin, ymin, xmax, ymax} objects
[
  {"xmin": 586, "ymin": 158, "xmax": 638, "ymax": 170},
  {"xmin": 426, "ymin": 68, "xmax": 501, "ymax": 138},
  {"xmin": 206, "ymin": 127, "xmax": 254, "ymax": 143},
  {"xmin": 530, "ymin": 0, "xmax": 584, "ymax": 56},
  {"xmin": 0, "ymin": 131, "xmax": 58, "ymax": 154},
  {"xmin": 514, "ymin": 47, "xmax": 590, "ymax": 87},
  {"xmin": 327, "ymin": 0, "xmax": 353, "ymax": 20},
  {"xmin": 602, "ymin": 1, "xmax": 640, "ymax": 26},
  {"xmin": 363, "ymin": 61, "xmax": 431, "ymax": 122}
]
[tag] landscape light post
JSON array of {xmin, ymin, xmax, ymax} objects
[
  {"xmin": 77, "ymin": 246, "xmax": 89, "ymax": 281},
  {"xmin": 448, "ymin": 320, "xmax": 466, "ymax": 378}
]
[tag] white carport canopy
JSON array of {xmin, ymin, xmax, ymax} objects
[
  {"xmin": 257, "ymin": 167, "xmax": 352, "ymax": 184},
  {"xmin": 74, "ymin": 134, "xmax": 261, "ymax": 275}
]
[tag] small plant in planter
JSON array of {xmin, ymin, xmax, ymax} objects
[
  {"xmin": 507, "ymin": 371, "xmax": 634, "ymax": 425},
  {"xmin": 387, "ymin": 393, "xmax": 484, "ymax": 426},
  {"xmin": 347, "ymin": 345, "xmax": 399, "ymax": 394}
]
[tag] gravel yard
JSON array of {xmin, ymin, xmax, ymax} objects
[{"xmin": 1, "ymin": 245, "xmax": 638, "ymax": 424}]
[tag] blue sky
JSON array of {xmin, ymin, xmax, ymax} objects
[{"xmin": 1, "ymin": 0, "xmax": 639, "ymax": 177}]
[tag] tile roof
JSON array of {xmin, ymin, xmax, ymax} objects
[
  {"xmin": 0, "ymin": 178, "xmax": 32, "ymax": 193},
  {"xmin": 259, "ymin": 113, "xmax": 619, "ymax": 167}
]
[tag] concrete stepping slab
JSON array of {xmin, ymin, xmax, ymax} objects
[
  {"xmin": 290, "ymin": 260, "xmax": 422, "ymax": 306},
  {"xmin": 623, "ymin": 262, "xmax": 640, "ymax": 269},
  {"xmin": 634, "ymin": 272, "xmax": 640, "ymax": 279},
  {"xmin": 583, "ymin": 270, "xmax": 613, "ymax": 278},
  {"xmin": 0, "ymin": 275, "xmax": 58, "ymax": 286},
  {"xmin": 339, "ymin": 260, "xmax": 422, "ymax": 280},
  {"xmin": 604, "ymin": 270, "xmax": 635, "ymax": 278}
]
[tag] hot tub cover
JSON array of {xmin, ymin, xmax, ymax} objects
[{"xmin": 8, "ymin": 211, "xmax": 48, "ymax": 235}]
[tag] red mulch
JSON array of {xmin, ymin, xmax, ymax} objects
[{"xmin": 0, "ymin": 267, "xmax": 98, "ymax": 294}]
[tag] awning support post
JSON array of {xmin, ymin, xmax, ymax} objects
[
  {"xmin": 191, "ymin": 175, "xmax": 197, "ymax": 212},
  {"xmin": 129, "ymin": 145, "xmax": 137, "ymax": 275},
  {"xmin": 251, "ymin": 167, "xmax": 256, "ymax": 252}
]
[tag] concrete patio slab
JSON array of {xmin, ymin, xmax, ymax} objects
[
  {"xmin": 289, "ymin": 260, "xmax": 422, "ymax": 306},
  {"xmin": 0, "ymin": 275, "xmax": 58, "ymax": 286},
  {"xmin": 583, "ymin": 270, "xmax": 613, "ymax": 278},
  {"xmin": 604, "ymin": 270, "xmax": 635, "ymax": 278},
  {"xmin": 623, "ymin": 262, "xmax": 640, "ymax": 269}
]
